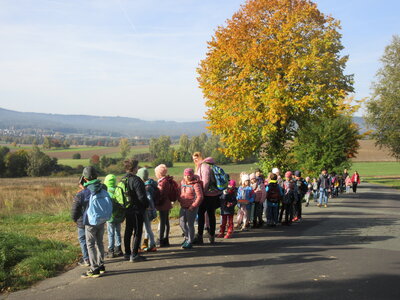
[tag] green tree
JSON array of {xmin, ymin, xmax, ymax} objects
[
  {"xmin": 366, "ymin": 35, "xmax": 400, "ymax": 159},
  {"xmin": 292, "ymin": 115, "xmax": 360, "ymax": 176},
  {"xmin": 119, "ymin": 138, "xmax": 131, "ymax": 159},
  {"xmin": 43, "ymin": 137, "xmax": 52, "ymax": 149},
  {"xmin": 188, "ymin": 136, "xmax": 203, "ymax": 156},
  {"xmin": 176, "ymin": 134, "xmax": 192, "ymax": 162},
  {"xmin": 5, "ymin": 150, "xmax": 29, "ymax": 177},
  {"xmin": 0, "ymin": 146, "xmax": 10, "ymax": 177},
  {"xmin": 197, "ymin": 0, "xmax": 353, "ymax": 171},
  {"xmin": 149, "ymin": 136, "xmax": 174, "ymax": 167},
  {"xmin": 27, "ymin": 146, "xmax": 56, "ymax": 176}
]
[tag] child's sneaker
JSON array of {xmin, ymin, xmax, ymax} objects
[
  {"xmin": 224, "ymin": 233, "xmax": 232, "ymax": 239},
  {"xmin": 216, "ymin": 233, "xmax": 224, "ymax": 238},
  {"xmin": 81, "ymin": 269, "xmax": 100, "ymax": 278},
  {"xmin": 181, "ymin": 241, "xmax": 193, "ymax": 249},
  {"xmin": 78, "ymin": 258, "xmax": 90, "ymax": 267},
  {"xmin": 99, "ymin": 265, "xmax": 106, "ymax": 274},
  {"xmin": 145, "ymin": 245, "xmax": 157, "ymax": 252}
]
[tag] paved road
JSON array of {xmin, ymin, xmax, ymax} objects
[{"xmin": 3, "ymin": 183, "xmax": 400, "ymax": 300}]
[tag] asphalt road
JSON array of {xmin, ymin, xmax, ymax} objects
[{"xmin": 3, "ymin": 183, "xmax": 400, "ymax": 300}]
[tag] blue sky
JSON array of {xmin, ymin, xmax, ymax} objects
[{"xmin": 0, "ymin": 0, "xmax": 398, "ymax": 121}]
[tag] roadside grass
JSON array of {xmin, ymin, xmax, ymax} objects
[
  {"xmin": 362, "ymin": 177, "xmax": 400, "ymax": 190},
  {"xmin": 0, "ymin": 212, "xmax": 79, "ymax": 292},
  {"xmin": 349, "ymin": 161, "xmax": 400, "ymax": 177}
]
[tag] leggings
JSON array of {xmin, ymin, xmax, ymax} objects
[
  {"xmin": 158, "ymin": 210, "xmax": 170, "ymax": 240},
  {"xmin": 124, "ymin": 210, "xmax": 144, "ymax": 257},
  {"xmin": 197, "ymin": 195, "xmax": 218, "ymax": 237}
]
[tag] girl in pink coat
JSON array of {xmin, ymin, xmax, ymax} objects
[{"xmin": 179, "ymin": 168, "xmax": 204, "ymax": 249}]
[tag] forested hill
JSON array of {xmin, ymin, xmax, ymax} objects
[
  {"xmin": 0, "ymin": 107, "xmax": 367, "ymax": 138},
  {"xmin": 0, "ymin": 107, "xmax": 207, "ymax": 137}
]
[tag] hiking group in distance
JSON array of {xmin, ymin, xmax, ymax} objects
[{"xmin": 71, "ymin": 152, "xmax": 361, "ymax": 278}]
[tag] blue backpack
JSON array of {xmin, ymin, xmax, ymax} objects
[
  {"xmin": 206, "ymin": 163, "xmax": 229, "ymax": 191},
  {"xmin": 87, "ymin": 189, "xmax": 113, "ymax": 225}
]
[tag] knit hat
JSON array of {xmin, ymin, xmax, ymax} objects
[
  {"xmin": 285, "ymin": 171, "xmax": 292, "ymax": 179},
  {"xmin": 82, "ymin": 166, "xmax": 97, "ymax": 180},
  {"xmin": 242, "ymin": 174, "xmax": 250, "ymax": 182},
  {"xmin": 228, "ymin": 180, "xmax": 236, "ymax": 187},
  {"xmin": 272, "ymin": 167, "xmax": 280, "ymax": 175},
  {"xmin": 294, "ymin": 170, "xmax": 301, "ymax": 177},
  {"xmin": 249, "ymin": 173, "xmax": 256, "ymax": 180},
  {"xmin": 154, "ymin": 164, "xmax": 168, "ymax": 179},
  {"xmin": 184, "ymin": 168, "xmax": 194, "ymax": 176},
  {"xmin": 137, "ymin": 167, "xmax": 149, "ymax": 181}
]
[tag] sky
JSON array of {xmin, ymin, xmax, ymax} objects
[{"xmin": 0, "ymin": 0, "xmax": 399, "ymax": 122}]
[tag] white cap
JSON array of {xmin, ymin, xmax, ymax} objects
[
  {"xmin": 272, "ymin": 167, "xmax": 280, "ymax": 175},
  {"xmin": 241, "ymin": 174, "xmax": 250, "ymax": 182}
]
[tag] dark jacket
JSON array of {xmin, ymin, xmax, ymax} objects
[
  {"xmin": 220, "ymin": 187, "xmax": 237, "ymax": 215},
  {"xmin": 318, "ymin": 174, "xmax": 330, "ymax": 189},
  {"xmin": 125, "ymin": 173, "xmax": 148, "ymax": 213},
  {"xmin": 71, "ymin": 179, "xmax": 105, "ymax": 227}
]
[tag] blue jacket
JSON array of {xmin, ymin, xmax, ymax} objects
[{"xmin": 237, "ymin": 186, "xmax": 255, "ymax": 208}]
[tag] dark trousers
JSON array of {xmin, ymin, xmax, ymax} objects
[
  {"xmin": 197, "ymin": 195, "xmax": 219, "ymax": 237},
  {"xmin": 124, "ymin": 210, "xmax": 144, "ymax": 257},
  {"xmin": 279, "ymin": 202, "xmax": 293, "ymax": 224},
  {"xmin": 294, "ymin": 196, "xmax": 302, "ymax": 219},
  {"xmin": 254, "ymin": 202, "xmax": 263, "ymax": 225},
  {"xmin": 352, "ymin": 182, "xmax": 358, "ymax": 193}
]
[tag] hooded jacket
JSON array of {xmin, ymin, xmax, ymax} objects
[
  {"xmin": 71, "ymin": 179, "xmax": 106, "ymax": 227},
  {"xmin": 179, "ymin": 175, "xmax": 204, "ymax": 209},
  {"xmin": 196, "ymin": 157, "xmax": 222, "ymax": 197}
]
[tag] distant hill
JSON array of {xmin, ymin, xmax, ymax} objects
[
  {"xmin": 0, "ymin": 107, "xmax": 208, "ymax": 137},
  {"xmin": 0, "ymin": 107, "xmax": 368, "ymax": 137}
]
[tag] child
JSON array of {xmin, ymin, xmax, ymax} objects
[
  {"xmin": 137, "ymin": 168, "xmax": 158, "ymax": 252},
  {"xmin": 250, "ymin": 173, "xmax": 266, "ymax": 228},
  {"xmin": 236, "ymin": 174, "xmax": 255, "ymax": 231},
  {"xmin": 179, "ymin": 168, "xmax": 204, "ymax": 249},
  {"xmin": 345, "ymin": 174, "xmax": 352, "ymax": 193},
  {"xmin": 218, "ymin": 180, "xmax": 237, "ymax": 238},
  {"xmin": 104, "ymin": 174, "xmax": 124, "ymax": 258},
  {"xmin": 312, "ymin": 178, "xmax": 319, "ymax": 203},
  {"xmin": 279, "ymin": 171, "xmax": 295, "ymax": 225},
  {"xmin": 155, "ymin": 164, "xmax": 179, "ymax": 247},
  {"xmin": 266, "ymin": 173, "xmax": 283, "ymax": 226},
  {"xmin": 304, "ymin": 177, "xmax": 312, "ymax": 207}
]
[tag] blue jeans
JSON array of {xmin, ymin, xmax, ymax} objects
[
  {"xmin": 78, "ymin": 227, "xmax": 89, "ymax": 261},
  {"xmin": 107, "ymin": 222, "xmax": 121, "ymax": 250},
  {"xmin": 319, "ymin": 188, "xmax": 328, "ymax": 205},
  {"xmin": 143, "ymin": 210, "xmax": 156, "ymax": 247},
  {"xmin": 266, "ymin": 203, "xmax": 279, "ymax": 225}
]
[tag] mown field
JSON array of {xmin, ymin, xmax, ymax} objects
[{"xmin": 1, "ymin": 140, "xmax": 399, "ymax": 293}]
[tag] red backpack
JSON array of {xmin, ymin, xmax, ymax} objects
[{"xmin": 164, "ymin": 176, "xmax": 180, "ymax": 202}]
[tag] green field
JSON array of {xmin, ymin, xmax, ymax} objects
[
  {"xmin": 58, "ymin": 158, "xmax": 91, "ymax": 168},
  {"xmin": 349, "ymin": 162, "xmax": 400, "ymax": 177}
]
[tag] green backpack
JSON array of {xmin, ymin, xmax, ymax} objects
[
  {"xmin": 104, "ymin": 174, "xmax": 126, "ymax": 223},
  {"xmin": 114, "ymin": 176, "xmax": 131, "ymax": 209}
]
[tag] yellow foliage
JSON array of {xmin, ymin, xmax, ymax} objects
[{"xmin": 198, "ymin": 0, "xmax": 354, "ymax": 160}]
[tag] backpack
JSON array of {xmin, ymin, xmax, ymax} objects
[
  {"xmin": 87, "ymin": 189, "xmax": 113, "ymax": 225},
  {"xmin": 267, "ymin": 183, "xmax": 281, "ymax": 203},
  {"xmin": 164, "ymin": 176, "xmax": 180, "ymax": 202},
  {"xmin": 206, "ymin": 163, "xmax": 229, "ymax": 191},
  {"xmin": 114, "ymin": 176, "xmax": 130, "ymax": 209},
  {"xmin": 283, "ymin": 180, "xmax": 295, "ymax": 204},
  {"xmin": 145, "ymin": 179, "xmax": 161, "ymax": 207}
]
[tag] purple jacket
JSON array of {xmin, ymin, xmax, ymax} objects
[{"xmin": 196, "ymin": 157, "xmax": 222, "ymax": 197}]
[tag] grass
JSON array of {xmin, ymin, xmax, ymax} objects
[
  {"xmin": 349, "ymin": 161, "xmax": 400, "ymax": 177},
  {"xmin": 0, "ymin": 212, "xmax": 79, "ymax": 292},
  {"xmin": 362, "ymin": 177, "xmax": 400, "ymax": 189},
  {"xmin": 58, "ymin": 158, "xmax": 90, "ymax": 168}
]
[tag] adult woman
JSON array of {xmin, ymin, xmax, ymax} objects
[
  {"xmin": 351, "ymin": 171, "xmax": 361, "ymax": 193},
  {"xmin": 192, "ymin": 152, "xmax": 222, "ymax": 244}
]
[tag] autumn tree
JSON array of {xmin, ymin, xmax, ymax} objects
[
  {"xmin": 366, "ymin": 35, "xmax": 400, "ymax": 159},
  {"xmin": 27, "ymin": 146, "xmax": 56, "ymax": 177},
  {"xmin": 197, "ymin": 0, "xmax": 353, "ymax": 171}
]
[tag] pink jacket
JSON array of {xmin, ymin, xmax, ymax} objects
[
  {"xmin": 156, "ymin": 176, "xmax": 174, "ymax": 211},
  {"xmin": 345, "ymin": 176, "xmax": 352, "ymax": 186},
  {"xmin": 254, "ymin": 182, "xmax": 267, "ymax": 203},
  {"xmin": 196, "ymin": 157, "xmax": 222, "ymax": 197},
  {"xmin": 179, "ymin": 175, "xmax": 204, "ymax": 209}
]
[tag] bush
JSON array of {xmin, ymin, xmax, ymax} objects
[
  {"xmin": 72, "ymin": 153, "xmax": 81, "ymax": 159},
  {"xmin": 152, "ymin": 157, "xmax": 173, "ymax": 168}
]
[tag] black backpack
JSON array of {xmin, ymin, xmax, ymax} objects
[{"xmin": 267, "ymin": 183, "xmax": 281, "ymax": 203}]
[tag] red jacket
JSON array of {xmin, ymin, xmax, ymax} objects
[
  {"xmin": 179, "ymin": 176, "xmax": 204, "ymax": 209},
  {"xmin": 351, "ymin": 173, "xmax": 360, "ymax": 184},
  {"xmin": 156, "ymin": 176, "xmax": 175, "ymax": 211}
]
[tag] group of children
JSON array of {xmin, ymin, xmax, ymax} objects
[{"xmin": 72, "ymin": 157, "xmax": 358, "ymax": 278}]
